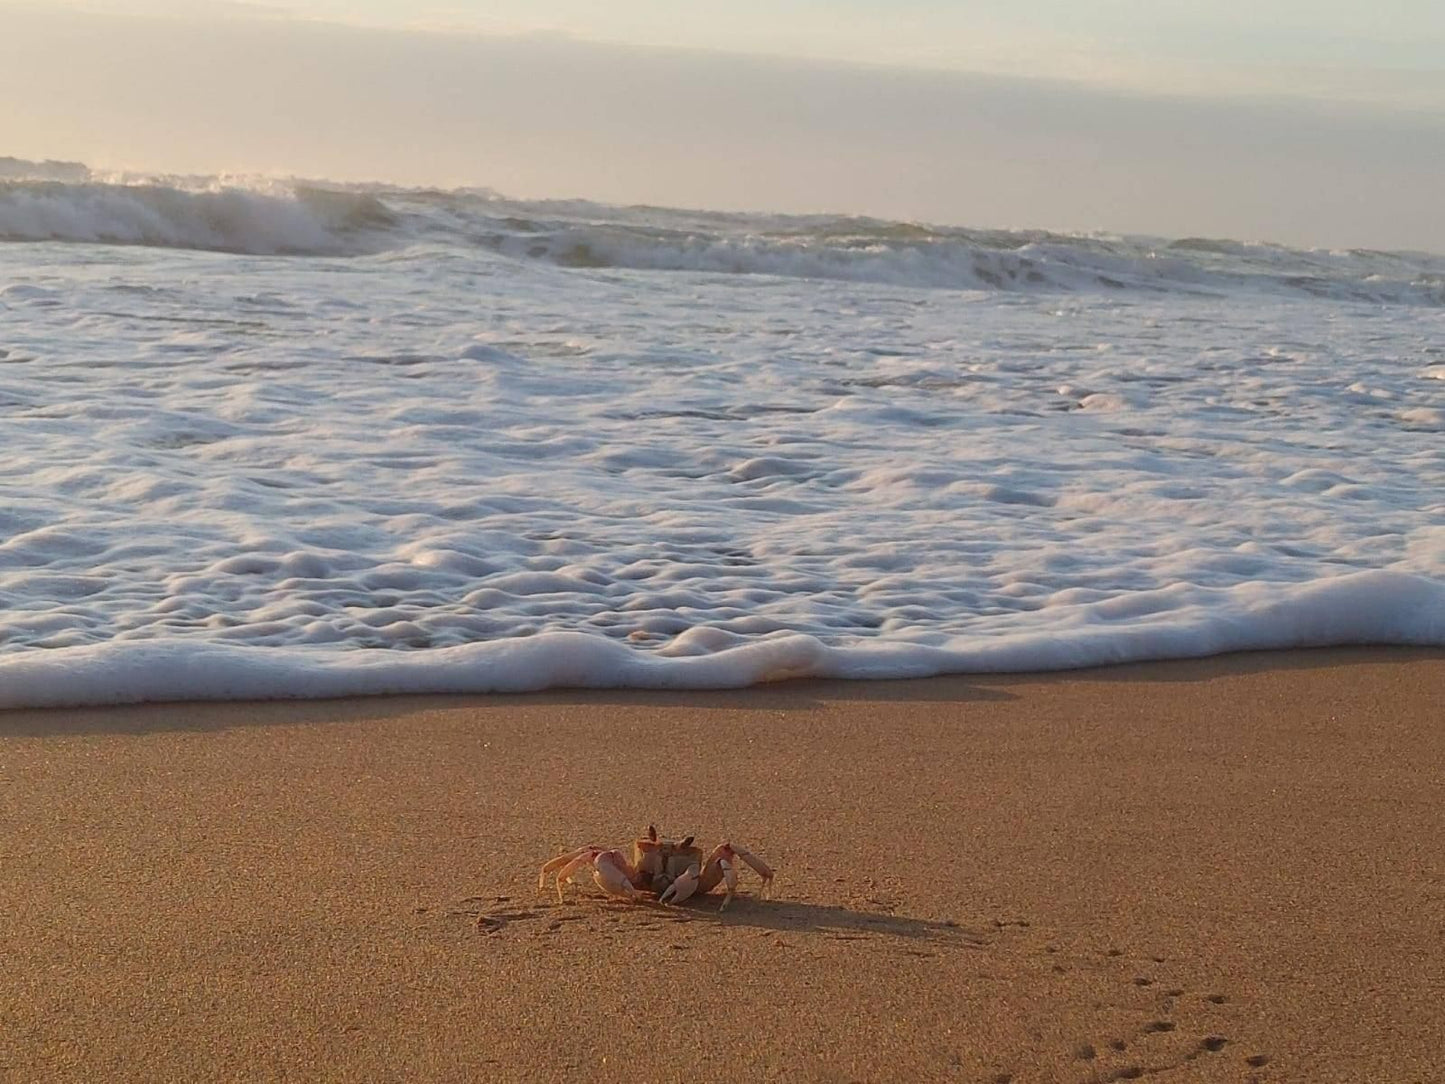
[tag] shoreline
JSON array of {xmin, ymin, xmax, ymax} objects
[{"xmin": 4, "ymin": 647, "xmax": 1442, "ymax": 1082}]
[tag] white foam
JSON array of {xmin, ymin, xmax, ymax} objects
[
  {"xmin": 1, "ymin": 167, "xmax": 1442, "ymax": 710},
  {"xmin": 0, "ymin": 572, "xmax": 1437, "ymax": 708}
]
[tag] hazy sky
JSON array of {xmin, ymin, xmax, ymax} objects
[{"xmin": 4, "ymin": 0, "xmax": 1444, "ymax": 249}]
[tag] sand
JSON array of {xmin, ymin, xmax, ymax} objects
[{"xmin": 2, "ymin": 647, "xmax": 1442, "ymax": 1083}]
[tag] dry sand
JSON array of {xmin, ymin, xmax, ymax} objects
[{"xmin": 2, "ymin": 647, "xmax": 1442, "ymax": 1083}]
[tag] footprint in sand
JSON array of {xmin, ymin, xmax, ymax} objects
[{"xmin": 1051, "ymin": 943, "xmax": 1258, "ymax": 1084}]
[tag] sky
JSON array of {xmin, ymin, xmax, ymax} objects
[{"xmin": 3, "ymin": 0, "xmax": 1444, "ymax": 249}]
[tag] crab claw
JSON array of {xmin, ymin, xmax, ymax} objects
[
  {"xmin": 592, "ymin": 851, "xmax": 643, "ymax": 902},
  {"xmin": 660, "ymin": 862, "xmax": 701, "ymax": 906},
  {"xmin": 543, "ymin": 847, "xmax": 642, "ymax": 904}
]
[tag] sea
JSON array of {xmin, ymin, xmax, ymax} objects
[{"xmin": 1, "ymin": 161, "xmax": 1441, "ymax": 707}]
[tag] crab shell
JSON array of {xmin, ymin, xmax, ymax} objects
[{"xmin": 631, "ymin": 829, "xmax": 701, "ymax": 895}]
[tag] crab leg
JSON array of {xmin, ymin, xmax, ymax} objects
[
  {"xmin": 730, "ymin": 844, "xmax": 775, "ymax": 898},
  {"xmin": 717, "ymin": 855, "xmax": 738, "ymax": 912},
  {"xmin": 690, "ymin": 842, "xmax": 775, "ymax": 910},
  {"xmin": 542, "ymin": 847, "xmax": 644, "ymax": 904},
  {"xmin": 550, "ymin": 849, "xmax": 604, "ymax": 903},
  {"xmin": 539, "ymin": 846, "xmax": 601, "ymax": 890}
]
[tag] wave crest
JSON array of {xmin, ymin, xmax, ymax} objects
[
  {"xmin": 2, "ymin": 158, "xmax": 1442, "ymax": 303},
  {"xmin": 0, "ymin": 174, "xmax": 391, "ymax": 255},
  {"xmin": 469, "ymin": 219, "xmax": 1445, "ymax": 305}
]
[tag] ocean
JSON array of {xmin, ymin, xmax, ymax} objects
[{"xmin": 1, "ymin": 165, "xmax": 1441, "ymax": 707}]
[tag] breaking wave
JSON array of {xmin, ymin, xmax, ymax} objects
[
  {"xmin": 2, "ymin": 157, "xmax": 1443, "ymax": 302},
  {"xmin": 472, "ymin": 219, "xmax": 1445, "ymax": 305},
  {"xmin": 0, "ymin": 165, "xmax": 392, "ymax": 255}
]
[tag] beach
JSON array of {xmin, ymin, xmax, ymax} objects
[
  {"xmin": 6, "ymin": 16, "xmax": 1445, "ymax": 1084},
  {"xmin": 3, "ymin": 646, "xmax": 1441, "ymax": 1082}
]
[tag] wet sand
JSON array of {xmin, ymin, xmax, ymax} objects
[{"xmin": 3, "ymin": 647, "xmax": 1442, "ymax": 1082}]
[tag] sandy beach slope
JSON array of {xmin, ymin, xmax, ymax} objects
[{"xmin": 3, "ymin": 647, "xmax": 1442, "ymax": 1082}]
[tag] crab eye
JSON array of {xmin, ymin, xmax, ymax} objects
[
  {"xmin": 679, "ymin": 835, "xmax": 694, "ymax": 848},
  {"xmin": 647, "ymin": 825, "xmax": 658, "ymax": 841}
]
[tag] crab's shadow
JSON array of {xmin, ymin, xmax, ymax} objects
[{"xmin": 582, "ymin": 896, "xmax": 994, "ymax": 948}]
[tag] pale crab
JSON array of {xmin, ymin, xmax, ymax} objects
[{"xmin": 539, "ymin": 825, "xmax": 774, "ymax": 912}]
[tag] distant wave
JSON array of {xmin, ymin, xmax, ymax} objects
[
  {"xmin": 469, "ymin": 216, "xmax": 1445, "ymax": 305},
  {"xmin": 0, "ymin": 155, "xmax": 88, "ymax": 182},
  {"xmin": 3, "ymin": 157, "xmax": 1443, "ymax": 303},
  {"xmin": 0, "ymin": 163, "xmax": 392, "ymax": 255}
]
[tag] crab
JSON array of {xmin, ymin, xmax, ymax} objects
[{"xmin": 539, "ymin": 825, "xmax": 774, "ymax": 912}]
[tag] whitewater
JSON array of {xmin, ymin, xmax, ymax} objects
[{"xmin": 1, "ymin": 164, "xmax": 1442, "ymax": 708}]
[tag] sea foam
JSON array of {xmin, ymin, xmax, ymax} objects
[
  {"xmin": 1, "ymin": 161, "xmax": 1441, "ymax": 708},
  {"xmin": 0, "ymin": 572, "xmax": 1439, "ymax": 708}
]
